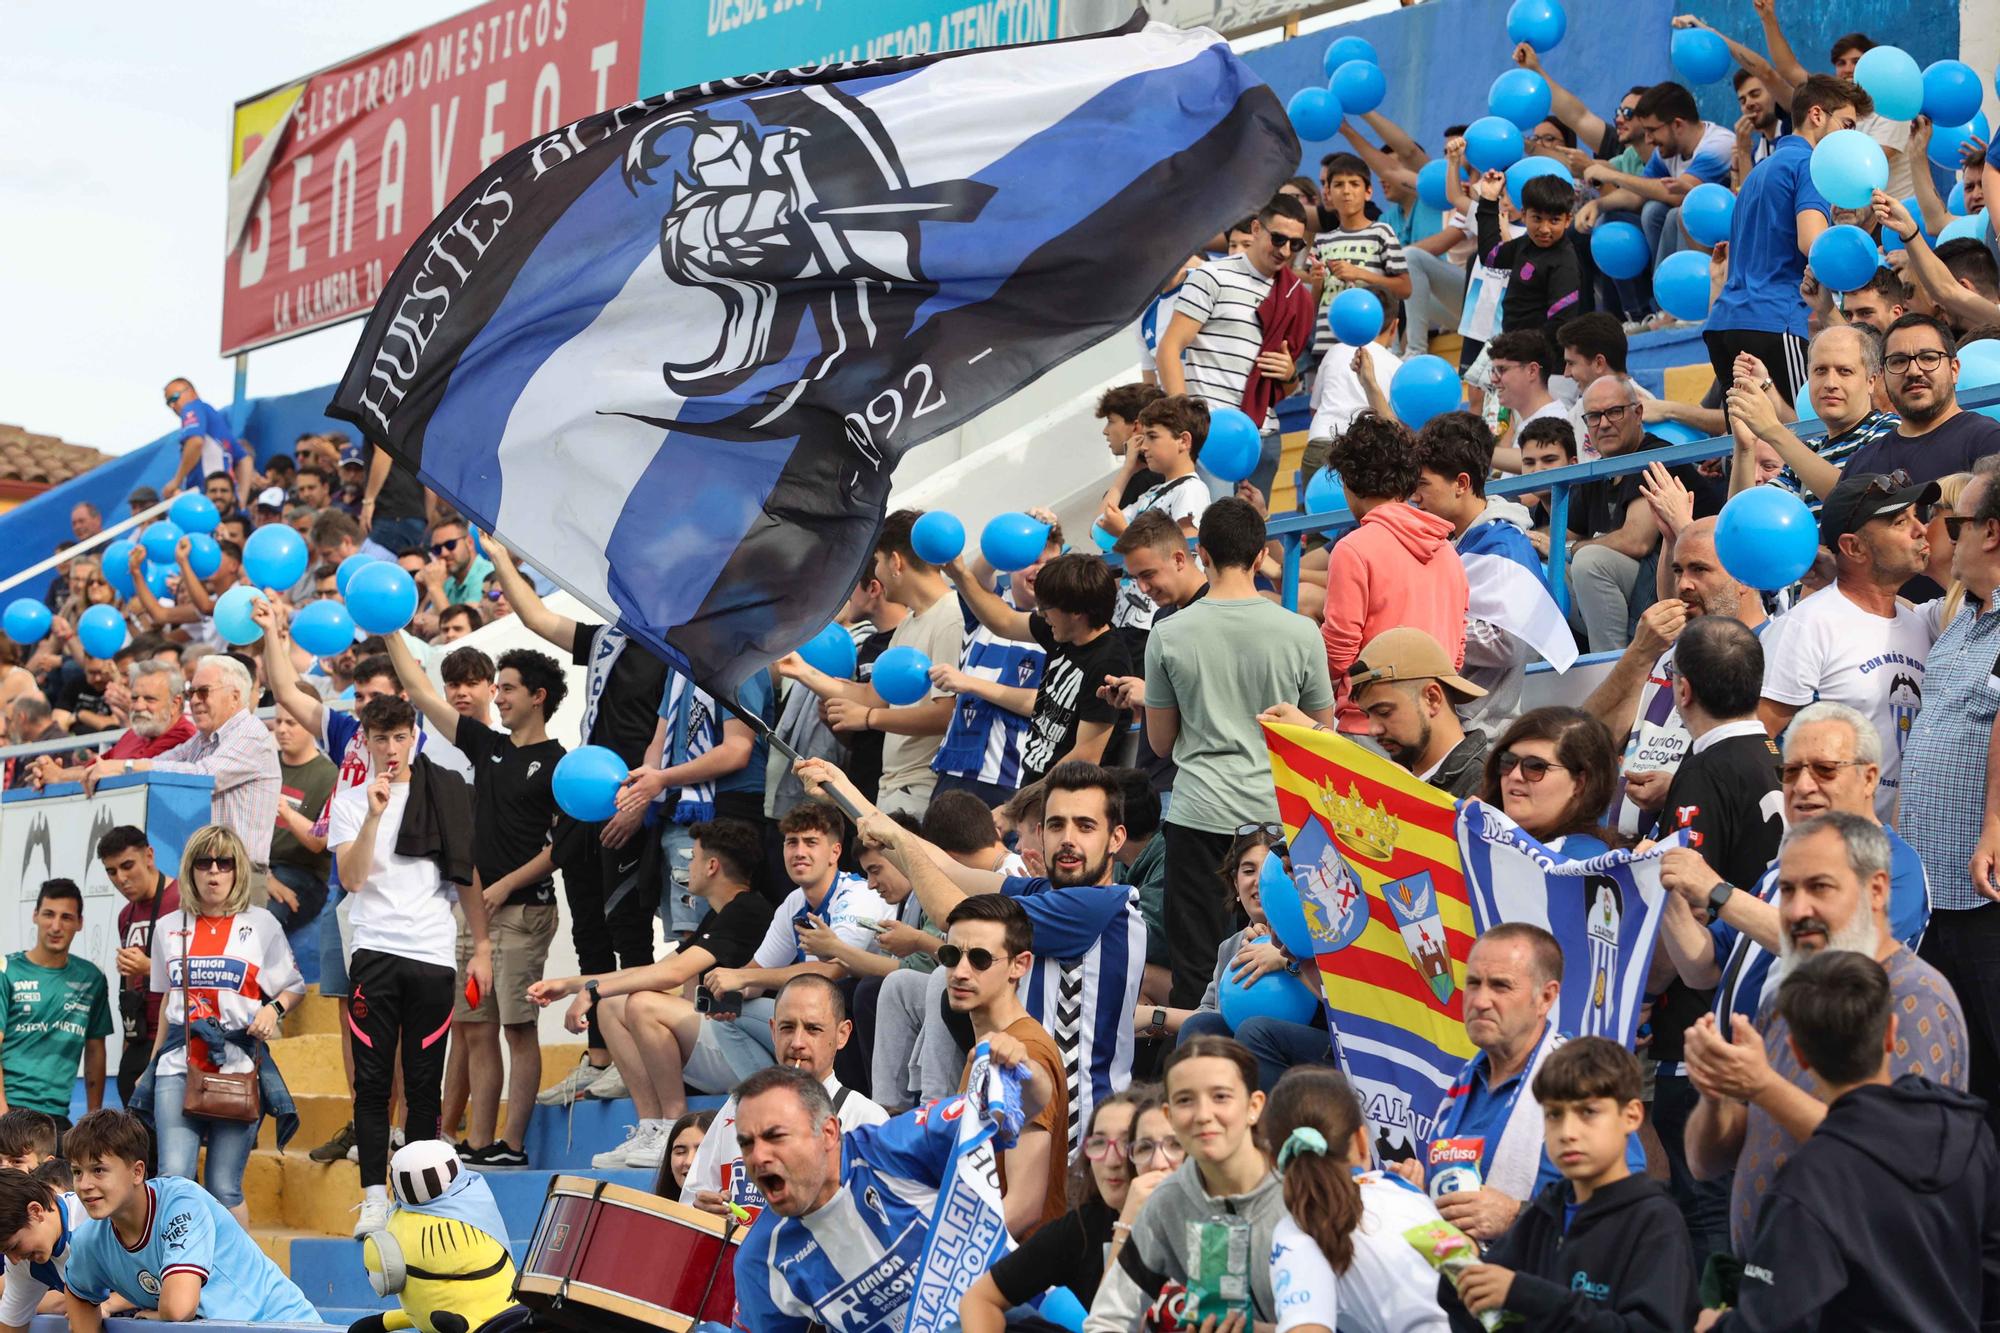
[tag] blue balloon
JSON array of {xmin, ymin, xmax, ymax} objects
[
  {"xmin": 101, "ymin": 540, "xmax": 137, "ymax": 599},
  {"xmin": 1810, "ymin": 128, "xmax": 1889, "ymax": 208},
  {"xmin": 1258, "ymin": 851, "xmax": 1314, "ymax": 960},
  {"xmin": 1670, "ymin": 27, "xmax": 1732, "ymax": 84},
  {"xmin": 141, "ymin": 562, "xmax": 173, "ymax": 599},
  {"xmin": 1649, "ymin": 420, "xmax": 1706, "ymax": 445},
  {"xmin": 1389, "ymin": 355, "xmax": 1464, "ymax": 428},
  {"xmin": 1653, "ymin": 250, "xmax": 1713, "ymax": 321},
  {"xmin": 1221, "ymin": 967, "xmax": 1321, "ymax": 1030},
  {"xmin": 1038, "ymin": 1289, "xmax": 1088, "ymax": 1333},
  {"xmin": 1331, "ymin": 59, "xmax": 1386, "ymax": 114},
  {"xmin": 1504, "ymin": 156, "xmax": 1572, "ymax": 209},
  {"xmin": 1506, "ymin": 0, "xmax": 1567, "ymax": 50},
  {"xmin": 345, "ymin": 561, "xmax": 419, "ymax": 634},
  {"xmin": 1949, "ymin": 182, "xmax": 1968, "ymax": 215},
  {"xmin": 1590, "ymin": 220, "xmax": 1651, "ymax": 279},
  {"xmin": 140, "ymin": 521, "xmax": 183, "ymax": 565},
  {"xmin": 871, "ymin": 645, "xmax": 933, "ymax": 707},
  {"xmin": 1795, "ymin": 382, "xmax": 1818, "ymax": 426},
  {"xmin": 552, "ymin": 745, "xmax": 628, "ymax": 822},
  {"xmin": 1203, "ymin": 407, "xmax": 1262, "ymax": 482},
  {"xmin": 1808, "ymin": 224, "xmax": 1884, "ymax": 292},
  {"xmin": 291, "ymin": 598, "xmax": 357, "ymax": 658},
  {"xmin": 242, "ymin": 524, "xmax": 308, "ymax": 591},
  {"xmin": 1464, "ymin": 115, "xmax": 1524, "ymax": 172},
  {"xmin": 910, "ymin": 511, "xmax": 965, "ymax": 565},
  {"xmin": 1304, "ymin": 467, "xmax": 1347, "ymax": 514},
  {"xmin": 1923, "ymin": 60, "xmax": 1984, "ymax": 128},
  {"xmin": 212, "ymin": 586, "xmax": 262, "ymax": 646},
  {"xmin": 1417, "ymin": 159, "xmax": 1452, "ymax": 210},
  {"xmin": 1488, "ymin": 68, "xmax": 1551, "ymax": 131},
  {"xmin": 76, "ymin": 604, "xmax": 127, "ymax": 659},
  {"xmin": 798, "ymin": 623, "xmax": 857, "ymax": 679},
  {"xmin": 1855, "ymin": 46, "xmax": 1923, "ymax": 121},
  {"xmin": 1680, "ymin": 182, "xmax": 1736, "ymax": 247},
  {"xmin": 1716, "ymin": 486, "xmax": 1817, "ymax": 591},
  {"xmin": 1321, "ymin": 35, "xmax": 1379, "ymax": 78},
  {"xmin": 1288, "ymin": 87, "xmax": 1343, "ymax": 142},
  {"xmin": 167, "ymin": 491, "xmax": 220, "ymax": 536},
  {"xmin": 2, "ymin": 599, "xmax": 50, "ymax": 646},
  {"xmin": 336, "ymin": 551, "xmax": 381, "ymax": 595},
  {"xmin": 1960, "ymin": 339, "xmax": 2000, "ymax": 390},
  {"xmin": 980, "ymin": 513, "xmax": 1052, "ymax": 572},
  {"xmin": 182, "ymin": 533, "xmax": 222, "ymax": 580},
  {"xmin": 1940, "ymin": 210, "xmax": 1991, "ymax": 245},
  {"xmin": 1929, "ymin": 112, "xmax": 1991, "ymax": 170},
  {"xmin": 1089, "ymin": 520, "xmax": 1118, "ymax": 552},
  {"xmin": 1329, "ymin": 288, "xmax": 1385, "ymax": 346}
]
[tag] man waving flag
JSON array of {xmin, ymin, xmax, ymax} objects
[{"xmin": 329, "ymin": 17, "xmax": 1296, "ymax": 695}]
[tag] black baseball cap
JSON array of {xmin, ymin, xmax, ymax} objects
[{"xmin": 1819, "ymin": 471, "xmax": 1939, "ymax": 544}]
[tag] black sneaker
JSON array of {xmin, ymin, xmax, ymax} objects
[
  {"xmin": 309, "ymin": 1120, "xmax": 357, "ymax": 1164},
  {"xmin": 464, "ymin": 1142, "xmax": 529, "ymax": 1168}
]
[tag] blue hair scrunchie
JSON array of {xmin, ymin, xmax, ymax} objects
[{"xmin": 1276, "ymin": 1126, "xmax": 1329, "ymax": 1171}]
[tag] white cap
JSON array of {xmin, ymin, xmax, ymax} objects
[{"xmin": 257, "ymin": 487, "xmax": 287, "ymax": 509}]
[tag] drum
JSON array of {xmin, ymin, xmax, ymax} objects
[{"xmin": 515, "ymin": 1176, "xmax": 741, "ymax": 1333}]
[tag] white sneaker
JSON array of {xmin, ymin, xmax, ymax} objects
[
  {"xmin": 591, "ymin": 1124, "xmax": 653, "ymax": 1169},
  {"xmin": 624, "ymin": 1123, "xmax": 668, "ymax": 1170},
  {"xmin": 586, "ymin": 1062, "xmax": 629, "ymax": 1101},
  {"xmin": 352, "ymin": 1195, "xmax": 393, "ymax": 1238},
  {"xmin": 539, "ymin": 1056, "xmax": 607, "ymax": 1107}
]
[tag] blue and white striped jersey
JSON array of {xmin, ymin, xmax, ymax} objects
[{"xmin": 932, "ymin": 602, "xmax": 1043, "ymax": 789}]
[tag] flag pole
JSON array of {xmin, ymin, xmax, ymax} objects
[{"xmin": 716, "ymin": 686, "xmax": 869, "ymax": 826}]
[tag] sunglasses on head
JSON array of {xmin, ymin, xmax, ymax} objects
[
  {"xmin": 1780, "ymin": 759, "xmax": 1864, "ymax": 785},
  {"xmin": 1496, "ymin": 750, "xmax": 1568, "ymax": 782},
  {"xmin": 194, "ymin": 855, "xmax": 235, "ymax": 872},
  {"xmin": 935, "ymin": 944, "xmax": 1008, "ymax": 971}
]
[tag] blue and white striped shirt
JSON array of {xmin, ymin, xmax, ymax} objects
[{"xmin": 932, "ymin": 599, "xmax": 1042, "ymax": 789}]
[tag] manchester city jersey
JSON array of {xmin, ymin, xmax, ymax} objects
[
  {"xmin": 0, "ymin": 1191, "xmax": 80, "ymax": 1325},
  {"xmin": 64, "ymin": 1177, "xmax": 320, "ymax": 1323}
]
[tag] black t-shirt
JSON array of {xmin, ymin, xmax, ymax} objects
[
  {"xmin": 571, "ymin": 628, "xmax": 671, "ymax": 768},
  {"xmin": 678, "ymin": 888, "xmax": 775, "ymax": 973},
  {"xmin": 1845, "ymin": 410, "xmax": 2000, "ymax": 487},
  {"xmin": 368, "ymin": 444, "xmax": 428, "ymax": 524},
  {"xmin": 1021, "ymin": 617, "xmax": 1130, "ymax": 784},
  {"xmin": 454, "ymin": 715, "xmax": 566, "ymax": 906},
  {"xmin": 990, "ymin": 1199, "xmax": 1117, "ymax": 1307},
  {"xmin": 1118, "ymin": 466, "xmax": 1166, "ymax": 508},
  {"xmin": 845, "ymin": 627, "xmax": 895, "ymax": 802},
  {"xmin": 1569, "ymin": 433, "xmax": 1725, "ymax": 538}
]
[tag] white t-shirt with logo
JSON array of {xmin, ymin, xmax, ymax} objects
[
  {"xmin": 1269, "ymin": 1175, "xmax": 1451, "ymax": 1333},
  {"xmin": 150, "ymin": 908, "xmax": 300, "ymax": 1077},
  {"xmin": 327, "ymin": 784, "xmax": 456, "ymax": 969},
  {"xmin": 1760, "ymin": 584, "xmax": 1934, "ymax": 818}
]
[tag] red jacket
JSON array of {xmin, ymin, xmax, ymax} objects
[
  {"xmin": 105, "ymin": 714, "xmax": 197, "ymax": 760},
  {"xmin": 1321, "ymin": 502, "xmax": 1469, "ymax": 732}
]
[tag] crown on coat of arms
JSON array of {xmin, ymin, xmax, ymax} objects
[{"xmin": 1314, "ymin": 780, "xmax": 1398, "ymax": 861}]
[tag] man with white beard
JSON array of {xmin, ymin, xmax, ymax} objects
[
  {"xmin": 1679, "ymin": 812, "xmax": 1967, "ymax": 1255},
  {"xmin": 29, "ymin": 660, "xmax": 195, "ymax": 784}
]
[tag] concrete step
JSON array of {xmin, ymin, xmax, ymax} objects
[
  {"xmin": 523, "ymin": 1093, "xmax": 726, "ymax": 1170},
  {"xmin": 257, "ymin": 1092, "xmax": 352, "ymax": 1153},
  {"xmin": 266, "ymin": 1033, "xmax": 348, "ymax": 1097},
  {"xmin": 282, "ymin": 991, "xmax": 344, "ymax": 1037},
  {"xmin": 244, "ymin": 1148, "xmax": 361, "ymax": 1235}
]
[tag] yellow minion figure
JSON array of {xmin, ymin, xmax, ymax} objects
[{"xmin": 350, "ymin": 1139, "xmax": 523, "ymax": 1333}]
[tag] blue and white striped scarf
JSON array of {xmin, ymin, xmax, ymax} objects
[{"xmin": 661, "ymin": 671, "xmax": 717, "ymax": 825}]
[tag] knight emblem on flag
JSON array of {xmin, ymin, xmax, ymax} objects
[
  {"xmin": 1290, "ymin": 820, "xmax": 1368, "ymax": 953},
  {"xmin": 1382, "ymin": 872, "xmax": 1454, "ymax": 1003}
]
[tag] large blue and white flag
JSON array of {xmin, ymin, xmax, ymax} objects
[
  {"xmin": 906, "ymin": 1043, "xmax": 1020, "ymax": 1333},
  {"xmin": 1458, "ymin": 515, "xmax": 1579, "ymax": 672},
  {"xmin": 1455, "ymin": 801, "xmax": 1681, "ymax": 1050},
  {"xmin": 329, "ymin": 17, "xmax": 1296, "ymax": 694}
]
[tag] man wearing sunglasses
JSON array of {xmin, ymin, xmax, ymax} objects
[
  {"xmin": 1760, "ymin": 471, "xmax": 1935, "ymax": 819},
  {"xmin": 942, "ymin": 894, "xmax": 1066, "ymax": 1239},
  {"xmin": 423, "ymin": 512, "xmax": 493, "ymax": 612},
  {"xmin": 1839, "ymin": 313, "xmax": 2000, "ymax": 487}
]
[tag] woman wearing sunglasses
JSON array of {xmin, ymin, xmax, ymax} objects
[
  {"xmin": 960, "ymin": 1086, "xmax": 1154, "ymax": 1333},
  {"xmin": 133, "ymin": 824, "xmax": 304, "ymax": 1223},
  {"xmin": 1086, "ymin": 1038, "xmax": 1286, "ymax": 1333},
  {"xmin": 1477, "ymin": 707, "xmax": 1623, "ymax": 859}
]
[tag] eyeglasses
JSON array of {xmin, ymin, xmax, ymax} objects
[
  {"xmin": 1581, "ymin": 404, "xmax": 1637, "ymax": 426},
  {"xmin": 1266, "ymin": 233, "xmax": 1308, "ymax": 254},
  {"xmin": 1129, "ymin": 1138, "xmax": 1187, "ymax": 1165},
  {"xmin": 1527, "ymin": 132, "xmax": 1564, "ymax": 146},
  {"xmin": 193, "ymin": 856, "xmax": 235, "ymax": 872},
  {"xmin": 935, "ymin": 944, "xmax": 1007, "ymax": 971},
  {"xmin": 188, "ymin": 685, "xmax": 218, "ymax": 700},
  {"xmin": 1497, "ymin": 751, "xmax": 1569, "ymax": 782},
  {"xmin": 1082, "ymin": 1134, "xmax": 1129, "ymax": 1160},
  {"xmin": 1780, "ymin": 759, "xmax": 1865, "ymax": 785},
  {"xmin": 430, "ymin": 539, "xmax": 462, "ymax": 556},
  {"xmin": 1884, "ymin": 349, "xmax": 1949, "ymax": 375}
]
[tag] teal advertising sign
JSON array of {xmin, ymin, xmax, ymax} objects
[{"xmin": 640, "ymin": 0, "xmax": 1076, "ymax": 94}]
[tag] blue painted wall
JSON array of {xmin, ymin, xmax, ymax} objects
[
  {"xmin": 1680, "ymin": 0, "xmax": 1961, "ymax": 125},
  {"xmin": 1242, "ymin": 0, "xmax": 1677, "ymax": 173}
]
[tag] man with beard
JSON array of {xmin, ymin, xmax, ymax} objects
[
  {"xmin": 1760, "ymin": 472, "xmax": 1935, "ymax": 817},
  {"xmin": 30, "ymin": 662, "xmax": 193, "ymax": 785},
  {"xmin": 1681, "ymin": 812, "xmax": 1965, "ymax": 1255},
  {"xmin": 794, "ymin": 756, "xmax": 1146, "ymax": 1159},
  {"xmin": 1841, "ymin": 313, "xmax": 2000, "ymax": 485}
]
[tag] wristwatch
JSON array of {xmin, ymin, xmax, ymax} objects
[
  {"xmin": 1706, "ymin": 881, "xmax": 1735, "ymax": 914},
  {"xmin": 1150, "ymin": 1007, "xmax": 1167, "ymax": 1033},
  {"xmin": 585, "ymin": 979, "xmax": 601, "ymax": 1009}
]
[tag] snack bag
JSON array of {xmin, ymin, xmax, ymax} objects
[
  {"xmin": 1405, "ymin": 1219, "xmax": 1518, "ymax": 1331},
  {"xmin": 1185, "ymin": 1215, "xmax": 1253, "ymax": 1324}
]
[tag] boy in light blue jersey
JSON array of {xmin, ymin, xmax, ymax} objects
[{"xmin": 60, "ymin": 1111, "xmax": 320, "ymax": 1327}]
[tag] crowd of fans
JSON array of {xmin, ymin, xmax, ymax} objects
[{"xmin": 3, "ymin": 7, "xmax": 2000, "ymax": 1331}]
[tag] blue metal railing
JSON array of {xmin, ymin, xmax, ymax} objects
[{"xmin": 1264, "ymin": 383, "xmax": 2000, "ymax": 617}]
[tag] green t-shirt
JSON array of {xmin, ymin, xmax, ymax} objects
[
  {"xmin": 1144, "ymin": 597, "xmax": 1335, "ymax": 835},
  {"xmin": 0, "ymin": 952, "xmax": 113, "ymax": 1116}
]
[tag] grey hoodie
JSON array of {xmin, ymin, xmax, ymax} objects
[{"xmin": 1083, "ymin": 1161, "xmax": 1286, "ymax": 1333}]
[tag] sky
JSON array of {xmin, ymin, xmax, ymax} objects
[{"xmin": 0, "ymin": 1, "xmax": 1385, "ymax": 458}]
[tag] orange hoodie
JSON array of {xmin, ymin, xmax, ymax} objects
[{"xmin": 1320, "ymin": 501, "xmax": 1469, "ymax": 733}]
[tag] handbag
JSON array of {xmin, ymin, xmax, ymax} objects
[{"xmin": 177, "ymin": 914, "xmax": 261, "ymax": 1124}]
